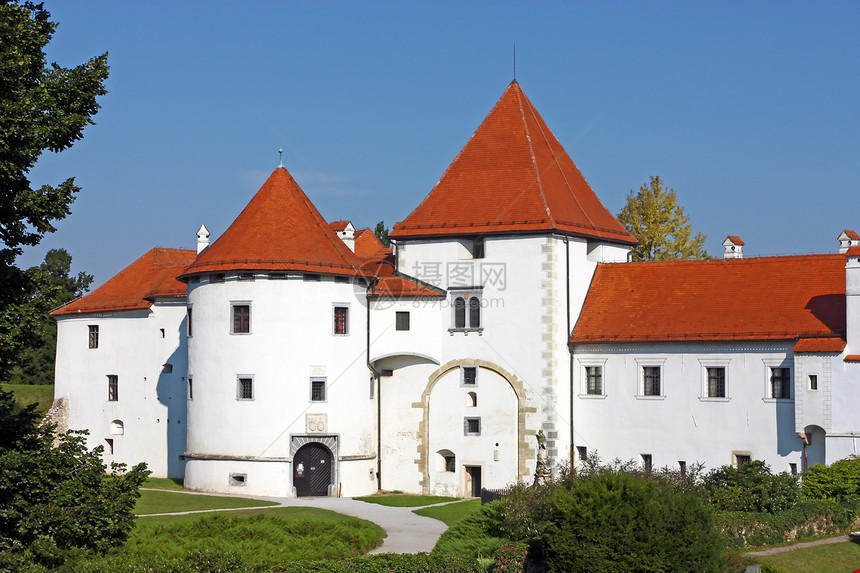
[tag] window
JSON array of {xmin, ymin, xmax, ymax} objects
[
  {"xmin": 678, "ymin": 460, "xmax": 686, "ymax": 475},
  {"xmin": 809, "ymin": 374, "xmax": 818, "ymax": 391},
  {"xmin": 577, "ymin": 446, "xmax": 588, "ymax": 462},
  {"xmin": 643, "ymin": 367, "xmax": 661, "ymax": 396},
  {"xmin": 88, "ymin": 325, "xmax": 99, "ymax": 349},
  {"xmin": 110, "ymin": 420, "xmax": 124, "ymax": 435},
  {"xmin": 310, "ymin": 378, "xmax": 326, "ymax": 402},
  {"xmin": 188, "ymin": 377, "xmax": 193, "ymax": 400},
  {"xmin": 454, "ymin": 297, "xmax": 466, "ymax": 328},
  {"xmin": 232, "ymin": 304, "xmax": 250, "ymax": 334},
  {"xmin": 452, "ymin": 292, "xmax": 482, "ymax": 331},
  {"xmin": 107, "ymin": 375, "xmax": 118, "ymax": 401},
  {"xmin": 466, "ymin": 391, "xmax": 477, "ymax": 407},
  {"xmin": 585, "ymin": 366, "xmax": 603, "ymax": 395},
  {"xmin": 105, "ymin": 438, "xmax": 114, "ymax": 455},
  {"xmin": 211, "ymin": 273, "xmax": 225, "ymax": 283},
  {"xmin": 469, "ymin": 297, "xmax": 480, "ymax": 328},
  {"xmin": 770, "ymin": 367, "xmax": 791, "ymax": 399},
  {"xmin": 444, "ymin": 455, "xmax": 455, "ymax": 472},
  {"xmin": 471, "ymin": 237, "xmax": 485, "ymax": 259},
  {"xmin": 789, "ymin": 463, "xmax": 797, "ymax": 475},
  {"xmin": 333, "ymin": 306, "xmax": 349, "ymax": 335},
  {"xmin": 237, "ymin": 377, "xmax": 253, "ymax": 400},
  {"xmin": 641, "ymin": 454, "xmax": 652, "ymax": 473},
  {"xmin": 733, "ymin": 453, "xmax": 751, "ymax": 468},
  {"xmin": 229, "ymin": 473, "xmax": 247, "ymax": 486},
  {"xmin": 464, "ymin": 417, "xmax": 481, "ymax": 436},
  {"xmin": 461, "ymin": 366, "xmax": 477, "ymax": 386},
  {"xmin": 707, "ymin": 367, "xmax": 726, "ymax": 398},
  {"xmin": 395, "ymin": 311, "xmax": 410, "ymax": 331},
  {"xmin": 186, "ymin": 307, "xmax": 192, "ymax": 337},
  {"xmin": 162, "ymin": 363, "xmax": 173, "ymax": 374},
  {"xmin": 160, "ymin": 328, "xmax": 165, "ymax": 338}
]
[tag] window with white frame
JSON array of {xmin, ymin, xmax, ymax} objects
[
  {"xmin": 707, "ymin": 367, "xmax": 726, "ymax": 398},
  {"xmin": 643, "ymin": 366, "xmax": 661, "ymax": 396},
  {"xmin": 770, "ymin": 367, "xmax": 792, "ymax": 399},
  {"xmin": 586, "ymin": 366, "xmax": 603, "ymax": 395},
  {"xmin": 237, "ymin": 377, "xmax": 253, "ymax": 400},
  {"xmin": 231, "ymin": 303, "xmax": 251, "ymax": 334},
  {"xmin": 464, "ymin": 417, "xmax": 481, "ymax": 436},
  {"xmin": 333, "ymin": 305, "xmax": 349, "ymax": 335},
  {"xmin": 451, "ymin": 290, "xmax": 482, "ymax": 331}
]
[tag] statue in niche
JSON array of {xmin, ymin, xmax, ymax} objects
[{"xmin": 533, "ymin": 430, "xmax": 551, "ymax": 486}]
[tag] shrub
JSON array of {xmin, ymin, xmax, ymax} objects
[
  {"xmin": 702, "ymin": 460, "xmax": 799, "ymax": 513},
  {"xmin": 802, "ymin": 455, "xmax": 860, "ymax": 501},
  {"xmin": 538, "ymin": 471, "xmax": 724, "ymax": 573},
  {"xmin": 432, "ymin": 503, "xmax": 510, "ymax": 561}
]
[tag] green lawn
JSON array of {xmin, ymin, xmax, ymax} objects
[
  {"xmin": 1, "ymin": 383, "xmax": 54, "ymax": 415},
  {"xmin": 134, "ymin": 489, "xmax": 278, "ymax": 515},
  {"xmin": 142, "ymin": 476, "xmax": 186, "ymax": 490},
  {"xmin": 755, "ymin": 540, "xmax": 860, "ymax": 573},
  {"xmin": 415, "ymin": 499, "xmax": 481, "ymax": 526},
  {"xmin": 355, "ymin": 493, "xmax": 458, "ymax": 507}
]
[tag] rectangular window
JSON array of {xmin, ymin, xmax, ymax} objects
[
  {"xmin": 230, "ymin": 473, "xmax": 247, "ymax": 486},
  {"xmin": 310, "ymin": 378, "xmax": 326, "ymax": 402},
  {"xmin": 237, "ymin": 377, "xmax": 253, "ymax": 400},
  {"xmin": 641, "ymin": 454, "xmax": 652, "ymax": 473},
  {"xmin": 585, "ymin": 366, "xmax": 603, "ymax": 395},
  {"xmin": 707, "ymin": 367, "xmax": 726, "ymax": 398},
  {"xmin": 643, "ymin": 367, "xmax": 661, "ymax": 396},
  {"xmin": 188, "ymin": 377, "xmax": 193, "ymax": 400},
  {"xmin": 770, "ymin": 367, "xmax": 791, "ymax": 399},
  {"xmin": 333, "ymin": 306, "xmax": 349, "ymax": 335},
  {"xmin": 105, "ymin": 438, "xmax": 114, "ymax": 455},
  {"xmin": 232, "ymin": 304, "xmax": 250, "ymax": 334},
  {"xmin": 444, "ymin": 455, "xmax": 455, "ymax": 472},
  {"xmin": 187, "ymin": 308, "xmax": 192, "ymax": 337},
  {"xmin": 395, "ymin": 311, "xmax": 410, "ymax": 331},
  {"xmin": 451, "ymin": 291, "xmax": 482, "ymax": 331},
  {"xmin": 107, "ymin": 375, "xmax": 118, "ymax": 401},
  {"xmin": 472, "ymin": 237, "xmax": 485, "ymax": 259},
  {"xmin": 734, "ymin": 453, "xmax": 751, "ymax": 467},
  {"xmin": 462, "ymin": 366, "xmax": 477, "ymax": 386},
  {"xmin": 577, "ymin": 446, "xmax": 588, "ymax": 462},
  {"xmin": 464, "ymin": 417, "xmax": 481, "ymax": 436},
  {"xmin": 809, "ymin": 374, "xmax": 818, "ymax": 391},
  {"xmin": 88, "ymin": 325, "xmax": 99, "ymax": 349},
  {"xmin": 789, "ymin": 463, "xmax": 797, "ymax": 475},
  {"xmin": 678, "ymin": 460, "xmax": 687, "ymax": 475}
]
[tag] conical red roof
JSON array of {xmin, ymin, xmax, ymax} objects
[
  {"xmin": 391, "ymin": 82, "xmax": 635, "ymax": 244},
  {"xmin": 181, "ymin": 167, "xmax": 366, "ymax": 278}
]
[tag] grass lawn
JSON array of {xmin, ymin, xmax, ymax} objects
[
  {"xmin": 355, "ymin": 493, "xmax": 458, "ymax": 507},
  {"xmin": 1, "ymin": 383, "xmax": 54, "ymax": 415},
  {"xmin": 134, "ymin": 489, "xmax": 278, "ymax": 515},
  {"xmin": 755, "ymin": 540, "xmax": 860, "ymax": 573},
  {"xmin": 142, "ymin": 476, "xmax": 186, "ymax": 490},
  {"xmin": 414, "ymin": 499, "xmax": 481, "ymax": 526}
]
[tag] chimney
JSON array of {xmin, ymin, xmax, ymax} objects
[
  {"xmin": 331, "ymin": 221, "xmax": 356, "ymax": 252},
  {"xmin": 838, "ymin": 229, "xmax": 860, "ymax": 254},
  {"xmin": 196, "ymin": 224, "xmax": 210, "ymax": 254},
  {"xmin": 722, "ymin": 236, "xmax": 744, "ymax": 259},
  {"xmin": 847, "ymin": 246, "xmax": 860, "ymax": 353}
]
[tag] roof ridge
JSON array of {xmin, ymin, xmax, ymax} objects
[{"xmin": 514, "ymin": 83, "xmax": 555, "ymax": 228}]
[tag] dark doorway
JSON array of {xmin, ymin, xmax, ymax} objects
[
  {"xmin": 293, "ymin": 443, "xmax": 333, "ymax": 497},
  {"xmin": 465, "ymin": 465, "xmax": 482, "ymax": 497}
]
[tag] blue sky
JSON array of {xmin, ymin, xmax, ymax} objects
[{"xmin": 22, "ymin": 1, "xmax": 860, "ymax": 285}]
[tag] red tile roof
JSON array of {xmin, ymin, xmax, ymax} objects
[
  {"xmin": 793, "ymin": 337, "xmax": 846, "ymax": 353},
  {"xmin": 354, "ymin": 228, "xmax": 392, "ymax": 258},
  {"xmin": 365, "ymin": 261, "xmax": 445, "ymax": 298},
  {"xmin": 845, "ymin": 355, "xmax": 860, "ymax": 362},
  {"xmin": 847, "ymin": 246, "xmax": 860, "ymax": 257},
  {"xmin": 329, "ymin": 220, "xmax": 352, "ymax": 232},
  {"xmin": 725, "ymin": 235, "xmax": 744, "ymax": 245},
  {"xmin": 571, "ymin": 254, "xmax": 846, "ymax": 344},
  {"xmin": 52, "ymin": 248, "xmax": 196, "ymax": 316},
  {"xmin": 182, "ymin": 168, "xmax": 369, "ymax": 278},
  {"xmin": 390, "ymin": 82, "xmax": 636, "ymax": 245},
  {"xmin": 844, "ymin": 229, "xmax": 860, "ymax": 240}
]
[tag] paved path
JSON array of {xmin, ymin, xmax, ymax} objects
[
  {"xmin": 746, "ymin": 534, "xmax": 855, "ymax": 557},
  {"xmin": 139, "ymin": 489, "xmax": 451, "ymax": 554}
]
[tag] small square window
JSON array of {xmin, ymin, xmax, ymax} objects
[
  {"xmin": 808, "ymin": 374, "xmax": 818, "ymax": 391},
  {"xmin": 229, "ymin": 473, "xmax": 247, "ymax": 486},
  {"xmin": 311, "ymin": 379, "xmax": 326, "ymax": 402},
  {"xmin": 585, "ymin": 366, "xmax": 603, "ymax": 395},
  {"xmin": 88, "ymin": 325, "xmax": 99, "ymax": 349},
  {"xmin": 395, "ymin": 311, "xmax": 410, "ymax": 331},
  {"xmin": 770, "ymin": 367, "xmax": 791, "ymax": 399},
  {"xmin": 107, "ymin": 375, "xmax": 118, "ymax": 401},
  {"xmin": 461, "ymin": 366, "xmax": 477, "ymax": 386},
  {"xmin": 733, "ymin": 453, "xmax": 751, "ymax": 467},
  {"xmin": 577, "ymin": 446, "xmax": 588, "ymax": 462},
  {"xmin": 643, "ymin": 367, "xmax": 661, "ymax": 396},
  {"xmin": 464, "ymin": 417, "xmax": 481, "ymax": 436},
  {"xmin": 707, "ymin": 367, "xmax": 726, "ymax": 398},
  {"xmin": 237, "ymin": 377, "xmax": 253, "ymax": 400},
  {"xmin": 232, "ymin": 304, "xmax": 250, "ymax": 334},
  {"xmin": 333, "ymin": 306, "xmax": 349, "ymax": 335}
]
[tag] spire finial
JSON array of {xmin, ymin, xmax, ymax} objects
[
  {"xmin": 277, "ymin": 148, "xmax": 284, "ymax": 168},
  {"xmin": 513, "ymin": 43, "xmax": 516, "ymax": 82}
]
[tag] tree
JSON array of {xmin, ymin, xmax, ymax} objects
[
  {"xmin": 7, "ymin": 248, "xmax": 92, "ymax": 384},
  {"xmin": 0, "ymin": 390, "xmax": 148, "ymax": 568},
  {"xmin": 0, "ymin": 1, "xmax": 108, "ymax": 378},
  {"xmin": 374, "ymin": 220, "xmax": 390, "ymax": 247},
  {"xmin": 617, "ymin": 176, "xmax": 708, "ymax": 261}
]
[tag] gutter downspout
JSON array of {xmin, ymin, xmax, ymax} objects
[
  {"xmin": 565, "ymin": 236, "xmax": 574, "ymax": 474},
  {"xmin": 365, "ymin": 279, "xmax": 382, "ymax": 492}
]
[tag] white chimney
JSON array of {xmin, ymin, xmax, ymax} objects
[
  {"xmin": 722, "ymin": 236, "xmax": 744, "ymax": 259},
  {"xmin": 196, "ymin": 224, "xmax": 210, "ymax": 254},
  {"xmin": 331, "ymin": 221, "xmax": 356, "ymax": 252},
  {"xmin": 846, "ymin": 246, "xmax": 860, "ymax": 353},
  {"xmin": 837, "ymin": 229, "xmax": 860, "ymax": 254}
]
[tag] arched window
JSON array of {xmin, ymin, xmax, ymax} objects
[
  {"xmin": 466, "ymin": 391, "xmax": 477, "ymax": 407},
  {"xmin": 469, "ymin": 297, "xmax": 480, "ymax": 328},
  {"xmin": 110, "ymin": 419, "xmax": 124, "ymax": 435},
  {"xmin": 437, "ymin": 449, "xmax": 456, "ymax": 472},
  {"xmin": 454, "ymin": 297, "xmax": 466, "ymax": 328}
]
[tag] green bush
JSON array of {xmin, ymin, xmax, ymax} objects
[
  {"xmin": 702, "ymin": 460, "xmax": 799, "ymax": 513},
  {"xmin": 432, "ymin": 503, "xmax": 510, "ymax": 561},
  {"xmin": 802, "ymin": 455, "xmax": 860, "ymax": 501},
  {"xmin": 538, "ymin": 471, "xmax": 724, "ymax": 573}
]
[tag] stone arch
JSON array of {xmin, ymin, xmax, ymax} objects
[
  {"xmin": 290, "ymin": 435, "xmax": 339, "ymax": 496},
  {"xmin": 412, "ymin": 359, "xmax": 536, "ymax": 494}
]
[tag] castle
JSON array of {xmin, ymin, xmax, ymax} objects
[{"xmin": 51, "ymin": 82, "xmax": 860, "ymax": 497}]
